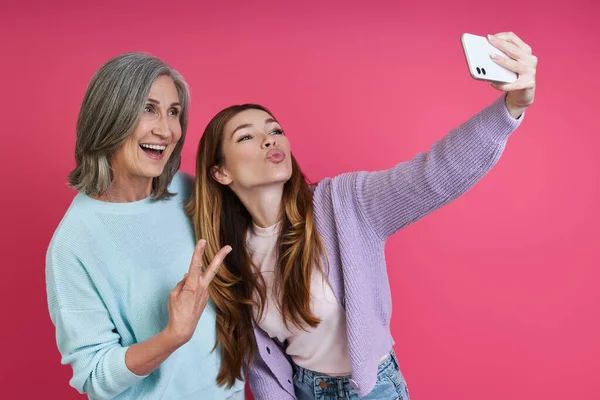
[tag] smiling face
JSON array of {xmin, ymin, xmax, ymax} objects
[
  {"xmin": 212, "ymin": 108, "xmax": 293, "ymax": 192},
  {"xmin": 111, "ymin": 75, "xmax": 183, "ymax": 184}
]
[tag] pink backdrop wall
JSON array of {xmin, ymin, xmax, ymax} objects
[{"xmin": 1, "ymin": 0, "xmax": 598, "ymax": 399}]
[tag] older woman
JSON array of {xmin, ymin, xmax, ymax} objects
[{"xmin": 45, "ymin": 52, "xmax": 245, "ymax": 399}]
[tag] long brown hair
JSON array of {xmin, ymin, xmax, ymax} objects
[{"xmin": 185, "ymin": 104, "xmax": 326, "ymax": 387}]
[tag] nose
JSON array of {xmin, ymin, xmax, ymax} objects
[
  {"xmin": 152, "ymin": 115, "xmax": 171, "ymax": 138},
  {"xmin": 262, "ymin": 134, "xmax": 276, "ymax": 149}
]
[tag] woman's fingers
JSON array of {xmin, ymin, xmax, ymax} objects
[
  {"xmin": 493, "ymin": 31, "xmax": 532, "ymax": 54},
  {"xmin": 200, "ymin": 245, "xmax": 232, "ymax": 286}
]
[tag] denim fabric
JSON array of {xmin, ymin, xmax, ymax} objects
[{"xmin": 293, "ymin": 351, "xmax": 409, "ymax": 400}]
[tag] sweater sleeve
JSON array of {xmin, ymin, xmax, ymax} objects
[
  {"xmin": 354, "ymin": 95, "xmax": 523, "ymax": 240},
  {"xmin": 46, "ymin": 239, "xmax": 146, "ymax": 399}
]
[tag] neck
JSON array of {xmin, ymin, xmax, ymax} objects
[
  {"xmin": 233, "ymin": 183, "xmax": 285, "ymax": 228},
  {"xmin": 102, "ymin": 173, "xmax": 153, "ymax": 203}
]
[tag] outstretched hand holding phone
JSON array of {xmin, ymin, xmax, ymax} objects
[{"xmin": 462, "ymin": 31, "xmax": 537, "ymax": 118}]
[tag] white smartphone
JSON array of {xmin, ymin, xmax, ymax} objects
[{"xmin": 461, "ymin": 33, "xmax": 517, "ymax": 84}]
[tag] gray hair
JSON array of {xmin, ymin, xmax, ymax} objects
[{"xmin": 67, "ymin": 52, "xmax": 190, "ymax": 200}]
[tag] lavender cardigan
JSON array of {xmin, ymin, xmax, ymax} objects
[{"xmin": 247, "ymin": 96, "xmax": 523, "ymax": 398}]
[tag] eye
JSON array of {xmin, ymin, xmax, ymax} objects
[
  {"xmin": 237, "ymin": 134, "xmax": 252, "ymax": 142},
  {"xmin": 168, "ymin": 108, "xmax": 180, "ymax": 116},
  {"xmin": 144, "ymin": 104, "xmax": 154, "ymax": 113},
  {"xmin": 270, "ymin": 129, "xmax": 284, "ymax": 135}
]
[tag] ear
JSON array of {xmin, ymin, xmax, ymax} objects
[{"xmin": 211, "ymin": 165, "xmax": 232, "ymax": 186}]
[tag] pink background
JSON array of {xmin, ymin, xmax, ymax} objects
[{"xmin": 1, "ymin": 0, "xmax": 598, "ymax": 399}]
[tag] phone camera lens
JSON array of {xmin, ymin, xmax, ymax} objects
[{"xmin": 476, "ymin": 67, "xmax": 481, "ymax": 74}]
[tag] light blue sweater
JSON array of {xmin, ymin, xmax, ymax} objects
[{"xmin": 46, "ymin": 173, "xmax": 244, "ymax": 399}]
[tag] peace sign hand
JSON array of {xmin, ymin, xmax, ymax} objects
[{"xmin": 165, "ymin": 239, "xmax": 232, "ymax": 345}]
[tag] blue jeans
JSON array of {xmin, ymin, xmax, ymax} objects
[{"xmin": 292, "ymin": 351, "xmax": 410, "ymax": 400}]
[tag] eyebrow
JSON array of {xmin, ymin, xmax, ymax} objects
[
  {"xmin": 147, "ymin": 98, "xmax": 182, "ymax": 107},
  {"xmin": 231, "ymin": 118, "xmax": 279, "ymax": 138}
]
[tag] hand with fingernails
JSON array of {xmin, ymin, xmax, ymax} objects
[
  {"xmin": 487, "ymin": 32, "xmax": 538, "ymax": 119},
  {"xmin": 165, "ymin": 239, "xmax": 232, "ymax": 345}
]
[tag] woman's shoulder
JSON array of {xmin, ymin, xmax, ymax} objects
[
  {"xmin": 310, "ymin": 170, "xmax": 362, "ymax": 199},
  {"xmin": 46, "ymin": 195, "xmax": 100, "ymax": 289},
  {"xmin": 47, "ymin": 194, "xmax": 92, "ymax": 252}
]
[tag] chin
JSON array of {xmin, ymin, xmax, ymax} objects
[
  {"xmin": 140, "ymin": 167, "xmax": 167, "ymax": 179},
  {"xmin": 275, "ymin": 176, "xmax": 292, "ymax": 186},
  {"xmin": 273, "ymin": 169, "xmax": 292, "ymax": 181},
  {"xmin": 140, "ymin": 160, "xmax": 169, "ymax": 176}
]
